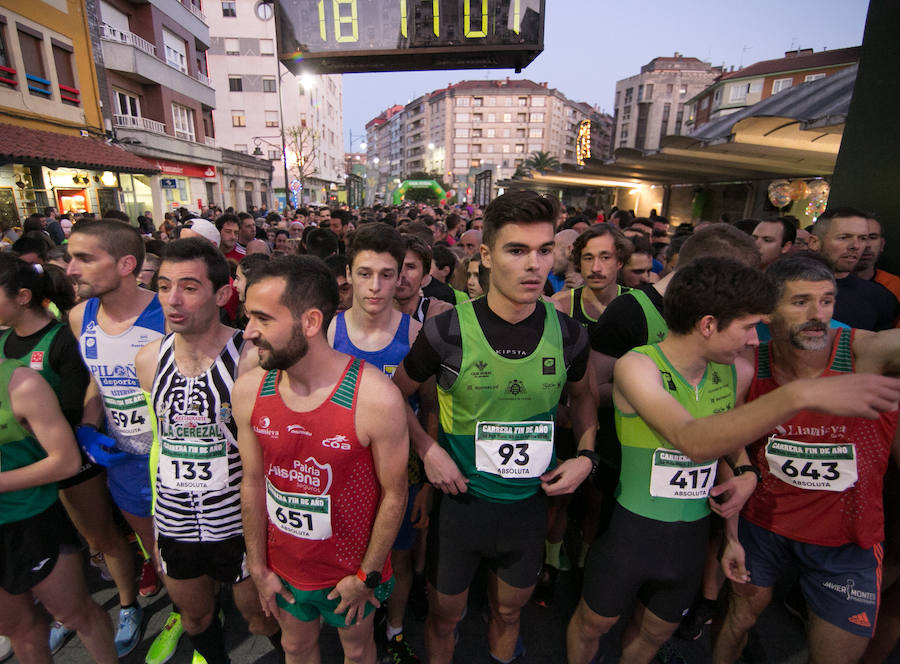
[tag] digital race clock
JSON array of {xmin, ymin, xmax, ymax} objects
[{"xmin": 275, "ymin": 0, "xmax": 545, "ymax": 74}]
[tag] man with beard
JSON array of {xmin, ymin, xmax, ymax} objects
[
  {"xmin": 396, "ymin": 235, "xmax": 453, "ymax": 324},
  {"xmin": 809, "ymin": 207, "xmax": 898, "ymax": 331},
  {"xmin": 234, "ymin": 255, "xmax": 408, "ymax": 664},
  {"xmin": 713, "ymin": 253, "xmax": 900, "ymax": 664},
  {"xmin": 854, "ymin": 215, "xmax": 900, "ymax": 305}
]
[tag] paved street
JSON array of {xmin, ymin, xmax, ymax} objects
[{"xmin": 12, "ymin": 550, "xmax": 900, "ymax": 664}]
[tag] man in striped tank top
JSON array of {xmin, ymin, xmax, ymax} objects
[
  {"xmin": 135, "ymin": 239, "xmax": 278, "ymax": 663},
  {"xmin": 235, "ymin": 255, "xmax": 409, "ymax": 664}
]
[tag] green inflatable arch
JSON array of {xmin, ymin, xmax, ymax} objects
[{"xmin": 392, "ymin": 179, "xmax": 446, "ymax": 205}]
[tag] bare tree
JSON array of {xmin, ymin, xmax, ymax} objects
[{"xmin": 283, "ymin": 124, "xmax": 320, "ymax": 191}]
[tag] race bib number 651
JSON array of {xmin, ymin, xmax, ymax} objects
[{"xmin": 265, "ymin": 480, "xmax": 332, "ymax": 540}]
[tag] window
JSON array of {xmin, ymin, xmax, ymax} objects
[
  {"xmin": 674, "ymin": 105, "xmax": 684, "ymax": 135},
  {"xmin": 18, "ymin": 28, "xmax": 50, "ymax": 97},
  {"xmin": 515, "ymin": 128, "xmax": 526, "ymax": 138},
  {"xmin": 645, "ymin": 84, "xmax": 653, "ymax": 100},
  {"xmin": 666, "ymin": 84, "xmax": 674, "ymax": 95},
  {"xmin": 472, "ymin": 128, "xmax": 482, "ymax": 137},
  {"xmin": 623, "ymin": 104, "xmax": 631, "ymax": 121},
  {"xmin": 620, "ymin": 127, "xmax": 629, "ymax": 139},
  {"xmin": 268, "ymin": 149, "xmax": 278, "ymax": 160},
  {"xmin": 265, "ymin": 110, "xmax": 279, "ymax": 127},
  {"xmin": 233, "ymin": 144, "xmax": 247, "ymax": 153},
  {"xmin": 637, "ymin": 84, "xmax": 643, "ymax": 102},
  {"xmin": 513, "ymin": 144, "xmax": 523, "ymax": 153},
  {"xmin": 486, "ymin": 96, "xmax": 497, "ymax": 106},
  {"xmin": 532, "ymin": 96, "xmax": 544, "ymax": 107},
  {"xmin": 624, "ymin": 87, "xmax": 633, "ymax": 104},
  {"xmin": 729, "ymin": 83, "xmax": 748, "ymax": 102},
  {"xmin": 804, "ymin": 73, "xmax": 826, "ymax": 83},
  {"xmin": 115, "ymin": 90, "xmax": 140, "ymax": 117},
  {"xmin": 454, "ymin": 143, "xmax": 468, "ymax": 153},
  {"xmin": 473, "ymin": 97, "xmax": 483, "ymax": 106},
  {"xmin": 485, "ymin": 144, "xmax": 494, "ymax": 153},
  {"xmin": 228, "ymin": 76, "xmax": 242, "ymax": 92},
  {"xmin": 487, "ymin": 113, "xmax": 496, "ymax": 123},
  {"xmin": 456, "ymin": 97, "xmax": 469, "ymax": 106},
  {"xmin": 530, "ymin": 112, "xmax": 544, "ymax": 122},
  {"xmin": 455, "ymin": 128, "xmax": 468, "ymax": 137},
  {"xmin": 162, "ymin": 28, "xmax": 187, "ymax": 73},
  {"xmin": 528, "ymin": 144, "xmax": 541, "ymax": 153},
  {"xmin": 53, "ymin": 43, "xmax": 79, "ymax": 105},
  {"xmin": 262, "ymin": 76, "xmax": 276, "ymax": 92},
  {"xmin": 225, "ymin": 38, "xmax": 240, "ymax": 55},
  {"xmin": 516, "ymin": 113, "xmax": 526, "ymax": 122},
  {"xmin": 221, "ymin": 1, "xmax": 236, "ymax": 16},
  {"xmin": 713, "ymin": 89, "xmax": 722, "ymax": 104},
  {"xmin": 679, "ymin": 85, "xmax": 687, "ymax": 97},
  {"xmin": 528, "ymin": 127, "xmax": 543, "ymax": 138},
  {"xmin": 259, "ymin": 39, "xmax": 274, "ymax": 55},
  {"xmin": 699, "ymin": 97, "xmax": 709, "ymax": 110},
  {"xmin": 472, "ymin": 143, "xmax": 482, "ymax": 153},
  {"xmin": 171, "ymin": 103, "xmax": 195, "ymax": 140},
  {"xmin": 502, "ymin": 128, "xmax": 510, "ymax": 137},
  {"xmin": 518, "ymin": 97, "xmax": 528, "ymax": 106},
  {"xmin": 454, "ymin": 158, "xmax": 468, "ymax": 168},
  {"xmin": 455, "ymin": 112, "xmax": 469, "ymax": 122},
  {"xmin": 0, "ymin": 23, "xmax": 12, "ymax": 72},
  {"xmin": 504, "ymin": 97, "xmax": 512, "ymax": 106},
  {"xmin": 503, "ymin": 113, "xmax": 512, "ymax": 122},
  {"xmin": 486, "ymin": 128, "xmax": 495, "ymax": 138},
  {"xmin": 231, "ymin": 110, "xmax": 245, "ymax": 126},
  {"xmin": 772, "ymin": 78, "xmax": 793, "ymax": 94}
]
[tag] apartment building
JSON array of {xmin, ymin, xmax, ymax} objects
[
  {"xmin": 366, "ymin": 79, "xmax": 610, "ymax": 201},
  {"xmin": 612, "ymin": 54, "xmax": 722, "ymax": 152},
  {"xmin": 0, "ymin": 0, "xmax": 158, "ymax": 223},
  {"xmin": 207, "ymin": 0, "xmax": 344, "ymax": 208},
  {"xmin": 686, "ymin": 47, "xmax": 860, "ymax": 131}
]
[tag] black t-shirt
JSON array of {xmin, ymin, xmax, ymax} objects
[
  {"xmin": 589, "ymin": 284, "xmax": 664, "ymax": 358},
  {"xmin": 2, "ymin": 321, "xmax": 89, "ymax": 427},
  {"xmin": 404, "ymin": 297, "xmax": 589, "ymax": 391},
  {"xmin": 422, "ymin": 278, "xmax": 456, "ymax": 305},
  {"xmin": 835, "ymin": 273, "xmax": 899, "ymax": 331}
]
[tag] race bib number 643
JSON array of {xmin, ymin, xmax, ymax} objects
[{"xmin": 765, "ymin": 437, "xmax": 857, "ymax": 492}]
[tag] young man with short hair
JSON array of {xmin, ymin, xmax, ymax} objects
[
  {"xmin": 236, "ymin": 255, "xmax": 409, "ymax": 664},
  {"xmin": 216, "ymin": 214, "xmax": 245, "ymax": 262},
  {"xmin": 393, "ymin": 191, "xmax": 599, "ymax": 664},
  {"xmin": 135, "ymin": 239, "xmax": 279, "ymax": 663},
  {"xmin": 567, "ymin": 257, "xmax": 900, "ymax": 664},
  {"xmin": 752, "ymin": 218, "xmax": 795, "ymax": 269}
]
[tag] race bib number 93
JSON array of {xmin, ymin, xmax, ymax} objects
[{"xmin": 474, "ymin": 420, "xmax": 554, "ymax": 479}]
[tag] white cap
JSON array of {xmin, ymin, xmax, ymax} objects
[{"xmin": 184, "ymin": 219, "xmax": 220, "ymax": 245}]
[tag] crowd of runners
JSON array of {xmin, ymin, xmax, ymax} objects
[{"xmin": 0, "ymin": 192, "xmax": 899, "ymax": 664}]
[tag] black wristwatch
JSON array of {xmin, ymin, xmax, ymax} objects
[
  {"xmin": 577, "ymin": 449, "xmax": 600, "ymax": 475},
  {"xmin": 356, "ymin": 568, "xmax": 381, "ymax": 589},
  {"xmin": 733, "ymin": 464, "xmax": 761, "ymax": 482}
]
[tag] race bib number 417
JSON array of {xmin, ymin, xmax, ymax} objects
[
  {"xmin": 765, "ymin": 437, "xmax": 857, "ymax": 492},
  {"xmin": 649, "ymin": 449, "xmax": 717, "ymax": 499}
]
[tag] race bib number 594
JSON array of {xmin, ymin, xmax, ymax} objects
[{"xmin": 765, "ymin": 437, "xmax": 857, "ymax": 492}]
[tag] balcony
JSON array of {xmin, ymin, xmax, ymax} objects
[
  {"xmin": 100, "ymin": 26, "xmax": 215, "ymax": 107},
  {"xmin": 177, "ymin": 0, "xmax": 207, "ymax": 22},
  {"xmin": 114, "ymin": 114, "xmax": 166, "ymax": 134},
  {"xmin": 204, "ymin": 136, "xmax": 216, "ymax": 148}
]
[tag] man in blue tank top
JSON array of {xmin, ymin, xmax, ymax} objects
[{"xmin": 328, "ymin": 223, "xmax": 428, "ymax": 663}]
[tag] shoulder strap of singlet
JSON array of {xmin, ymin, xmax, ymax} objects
[
  {"xmin": 395, "ymin": 313, "xmax": 411, "ymax": 345},
  {"xmin": 81, "ymin": 297, "xmax": 100, "ymax": 335},
  {"xmin": 334, "ymin": 311, "xmax": 349, "ymax": 342},
  {"xmin": 830, "ymin": 327, "xmax": 854, "ymax": 374},
  {"xmin": 0, "ymin": 328, "xmax": 12, "ymax": 358},
  {"xmin": 329, "ymin": 357, "xmax": 363, "ymax": 410},
  {"xmin": 259, "ymin": 369, "xmax": 279, "ymax": 397},
  {"xmin": 569, "ymin": 288, "xmax": 579, "ymax": 318},
  {"xmin": 629, "ymin": 289, "xmax": 667, "ymax": 343},
  {"xmin": 755, "ymin": 340, "xmax": 773, "ymax": 379}
]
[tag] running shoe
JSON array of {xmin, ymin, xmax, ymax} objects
[
  {"xmin": 674, "ymin": 598, "xmax": 717, "ymax": 641},
  {"xmin": 384, "ymin": 632, "xmax": 420, "ymax": 663},
  {"xmin": 191, "ymin": 651, "xmax": 208, "ymax": 664},
  {"xmin": 115, "ymin": 604, "xmax": 144, "ymax": 657},
  {"xmin": 531, "ymin": 564, "xmax": 558, "ymax": 608},
  {"xmin": 139, "ymin": 559, "xmax": 162, "ymax": 597},
  {"xmin": 0, "ymin": 636, "xmax": 12, "ymax": 663},
  {"xmin": 145, "ymin": 612, "xmax": 183, "ymax": 664},
  {"xmin": 49, "ymin": 621, "xmax": 74, "ymax": 654},
  {"xmin": 90, "ymin": 551, "xmax": 113, "ymax": 582}
]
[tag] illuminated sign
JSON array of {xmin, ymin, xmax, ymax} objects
[
  {"xmin": 276, "ymin": 0, "xmax": 545, "ymax": 74},
  {"xmin": 576, "ymin": 119, "xmax": 591, "ymax": 167}
]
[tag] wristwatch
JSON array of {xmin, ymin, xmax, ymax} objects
[
  {"xmin": 577, "ymin": 449, "xmax": 600, "ymax": 475},
  {"xmin": 733, "ymin": 464, "xmax": 761, "ymax": 481},
  {"xmin": 356, "ymin": 568, "xmax": 381, "ymax": 589}
]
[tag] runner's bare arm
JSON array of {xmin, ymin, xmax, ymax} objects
[
  {"xmin": 541, "ymin": 370, "xmax": 598, "ymax": 495},
  {"xmin": 0, "ymin": 367, "xmax": 81, "ymax": 492},
  {"xmin": 236, "ymin": 342, "xmax": 260, "ymax": 375},
  {"xmin": 854, "ymin": 328, "xmax": 900, "ymax": 375},
  {"xmin": 329, "ymin": 366, "xmax": 409, "ymax": 625},
  {"xmin": 233, "ymin": 369, "xmax": 292, "ymax": 616},
  {"xmin": 392, "ymin": 363, "xmax": 468, "ymax": 494},
  {"xmin": 591, "ymin": 351, "xmax": 617, "ymax": 409},
  {"xmin": 135, "ymin": 339, "xmax": 162, "ymax": 394},
  {"xmin": 614, "ymin": 350, "xmax": 900, "ymax": 462}
]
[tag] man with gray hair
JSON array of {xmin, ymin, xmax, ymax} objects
[{"xmin": 808, "ymin": 207, "xmax": 897, "ymax": 330}]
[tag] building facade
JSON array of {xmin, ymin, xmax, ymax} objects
[
  {"xmin": 206, "ymin": 0, "xmax": 344, "ymax": 208},
  {"xmin": 685, "ymin": 47, "xmax": 860, "ymax": 131},
  {"xmin": 0, "ymin": 0, "xmax": 159, "ymax": 225},
  {"xmin": 365, "ymin": 79, "xmax": 611, "ymax": 203},
  {"xmin": 612, "ymin": 54, "xmax": 722, "ymax": 152}
]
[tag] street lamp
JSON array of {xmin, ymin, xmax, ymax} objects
[{"xmin": 349, "ymin": 130, "xmax": 367, "ymax": 153}]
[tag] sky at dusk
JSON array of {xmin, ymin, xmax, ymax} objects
[{"xmin": 334, "ymin": 0, "xmax": 871, "ymax": 150}]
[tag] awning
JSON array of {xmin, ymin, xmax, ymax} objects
[
  {"xmin": 502, "ymin": 65, "xmax": 855, "ymax": 189},
  {"xmin": 0, "ymin": 122, "xmax": 160, "ymax": 174}
]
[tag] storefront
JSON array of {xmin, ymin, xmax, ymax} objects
[{"xmin": 147, "ymin": 159, "xmax": 219, "ymax": 216}]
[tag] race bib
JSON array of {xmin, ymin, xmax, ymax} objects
[
  {"xmin": 104, "ymin": 392, "xmax": 152, "ymax": 438},
  {"xmin": 649, "ymin": 449, "xmax": 717, "ymax": 499},
  {"xmin": 265, "ymin": 480, "xmax": 332, "ymax": 540},
  {"xmin": 159, "ymin": 438, "xmax": 229, "ymax": 492},
  {"xmin": 765, "ymin": 437, "xmax": 857, "ymax": 492},
  {"xmin": 474, "ymin": 420, "xmax": 554, "ymax": 479}
]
